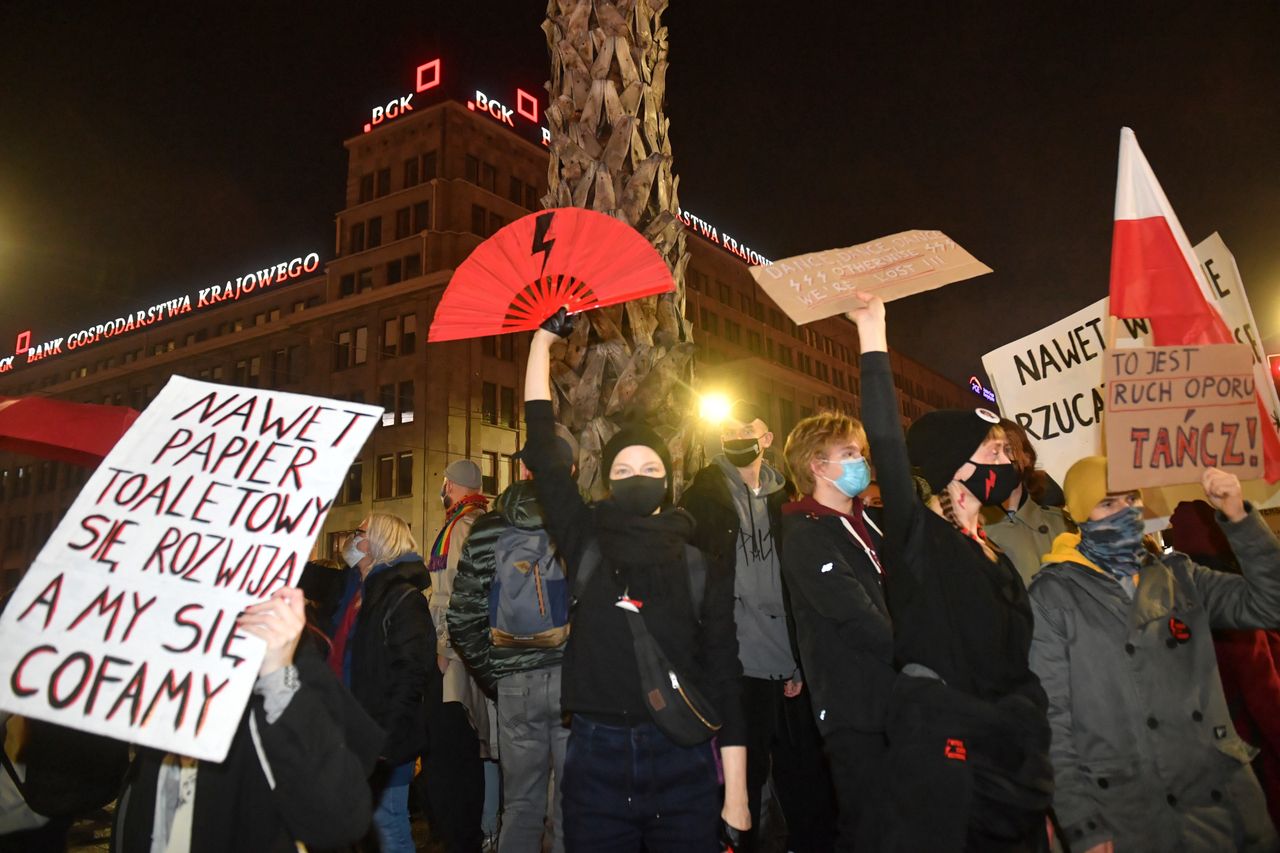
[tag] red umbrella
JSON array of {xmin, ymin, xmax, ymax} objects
[
  {"xmin": 428, "ymin": 207, "xmax": 675, "ymax": 342},
  {"xmin": 0, "ymin": 397, "xmax": 141, "ymax": 467}
]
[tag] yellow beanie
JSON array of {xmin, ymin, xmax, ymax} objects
[{"xmin": 1063, "ymin": 456, "xmax": 1110, "ymax": 524}]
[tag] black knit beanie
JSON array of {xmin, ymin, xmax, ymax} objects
[
  {"xmin": 602, "ymin": 422, "xmax": 674, "ymax": 484},
  {"xmin": 906, "ymin": 408, "xmax": 1001, "ymax": 493}
]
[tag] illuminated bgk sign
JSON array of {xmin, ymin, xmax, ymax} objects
[
  {"xmin": 0, "ymin": 253, "xmax": 320, "ymax": 375},
  {"xmin": 467, "ymin": 89, "xmax": 550, "ymax": 146}
]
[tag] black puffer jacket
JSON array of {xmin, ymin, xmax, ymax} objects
[
  {"xmin": 340, "ymin": 554, "xmax": 439, "ymax": 764},
  {"xmin": 448, "ymin": 480, "xmax": 566, "ymax": 695}
]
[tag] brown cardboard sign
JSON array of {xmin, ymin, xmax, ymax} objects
[
  {"xmin": 1104, "ymin": 344, "xmax": 1262, "ymax": 490},
  {"xmin": 749, "ymin": 230, "xmax": 991, "ymax": 325}
]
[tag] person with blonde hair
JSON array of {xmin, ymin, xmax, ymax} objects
[
  {"xmin": 779, "ymin": 409, "xmax": 890, "ymax": 850},
  {"xmin": 329, "ymin": 512, "xmax": 437, "ymax": 853},
  {"xmin": 848, "ymin": 293, "xmax": 1052, "ymax": 851}
]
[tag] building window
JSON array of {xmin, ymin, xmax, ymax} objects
[
  {"xmin": 509, "ymin": 176, "xmax": 523, "ymax": 204},
  {"xmin": 399, "ymin": 381, "xmax": 414, "ymax": 424},
  {"xmin": 367, "ymin": 216, "xmax": 382, "ymax": 248},
  {"xmin": 404, "ymin": 157, "xmax": 419, "ymax": 188},
  {"xmin": 500, "ymin": 386, "xmax": 516, "ymax": 428},
  {"xmin": 395, "ymin": 207, "xmax": 411, "ymax": 240},
  {"xmin": 481, "ymin": 451, "xmax": 499, "ymax": 495},
  {"xmin": 471, "ymin": 204, "xmax": 487, "ymax": 235},
  {"xmin": 380, "ymin": 384, "xmax": 396, "ymax": 427},
  {"xmin": 375, "ymin": 452, "xmax": 413, "ymax": 498},
  {"xmin": 525, "ymin": 184, "xmax": 539, "ymax": 210},
  {"xmin": 234, "ymin": 357, "xmax": 261, "ymax": 387},
  {"xmin": 482, "ymin": 382, "xmax": 497, "ymax": 424},
  {"xmin": 465, "ymin": 155, "xmax": 480, "ymax": 183},
  {"xmin": 386, "ymin": 258, "xmax": 403, "ymax": 285},
  {"xmin": 340, "ymin": 273, "xmax": 355, "ymax": 297},
  {"xmin": 340, "ymin": 461, "xmax": 363, "ymax": 504},
  {"xmin": 488, "ymin": 212, "xmax": 505, "ymax": 234},
  {"xmin": 358, "ymin": 173, "xmax": 373, "ymax": 203},
  {"xmin": 334, "ymin": 327, "xmax": 368, "ymax": 370},
  {"xmin": 271, "ymin": 348, "xmax": 288, "ymax": 385},
  {"xmin": 422, "ymin": 151, "xmax": 437, "ymax": 179},
  {"xmin": 357, "ymin": 267, "xmax": 373, "ymax": 293},
  {"xmin": 480, "ymin": 162, "xmax": 497, "ymax": 193},
  {"xmin": 376, "ymin": 167, "xmax": 391, "ymax": 197},
  {"xmin": 413, "ymin": 201, "xmax": 430, "ymax": 233},
  {"xmin": 350, "ymin": 221, "xmax": 365, "ymax": 253},
  {"xmin": 378, "ymin": 381, "xmax": 415, "ymax": 426},
  {"xmin": 481, "ymin": 335, "xmax": 514, "ymax": 360},
  {"xmin": 381, "ymin": 314, "xmax": 417, "ymax": 357},
  {"xmin": 404, "ymin": 253, "xmax": 422, "ymax": 278},
  {"xmin": 724, "ymin": 319, "xmax": 741, "ymax": 345},
  {"xmin": 747, "ymin": 331, "xmax": 762, "ymax": 354}
]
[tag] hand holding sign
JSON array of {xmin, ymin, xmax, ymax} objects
[
  {"xmin": 237, "ymin": 588, "xmax": 306, "ymax": 677},
  {"xmin": 1202, "ymin": 467, "xmax": 1247, "ymax": 523},
  {"xmin": 843, "ymin": 291, "xmax": 887, "ymax": 351}
]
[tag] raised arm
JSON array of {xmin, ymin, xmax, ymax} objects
[
  {"xmin": 523, "ymin": 319, "xmax": 593, "ymax": 572},
  {"xmin": 846, "ymin": 294, "xmax": 921, "ymax": 554},
  {"xmin": 1189, "ymin": 468, "xmax": 1280, "ymax": 630}
]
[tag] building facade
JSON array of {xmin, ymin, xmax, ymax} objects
[{"xmin": 0, "ymin": 89, "xmax": 971, "ymax": 592}]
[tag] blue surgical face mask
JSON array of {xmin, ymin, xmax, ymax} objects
[
  {"xmin": 1077, "ymin": 505, "xmax": 1145, "ymax": 580},
  {"xmin": 820, "ymin": 457, "xmax": 871, "ymax": 498}
]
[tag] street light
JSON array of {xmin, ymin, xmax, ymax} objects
[{"xmin": 699, "ymin": 392, "xmax": 731, "ymax": 423}]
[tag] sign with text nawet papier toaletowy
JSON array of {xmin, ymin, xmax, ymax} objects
[
  {"xmin": 981, "ymin": 233, "xmax": 1280, "ymax": 485},
  {"xmin": 0, "ymin": 378, "xmax": 381, "ymax": 762},
  {"xmin": 1104, "ymin": 344, "xmax": 1261, "ymax": 490},
  {"xmin": 749, "ymin": 230, "xmax": 992, "ymax": 325}
]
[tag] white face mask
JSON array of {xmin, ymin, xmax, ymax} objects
[{"xmin": 343, "ymin": 534, "xmax": 366, "ymax": 568}]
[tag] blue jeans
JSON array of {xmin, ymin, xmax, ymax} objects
[
  {"xmin": 562, "ymin": 715, "xmax": 719, "ymax": 853},
  {"xmin": 372, "ymin": 773, "xmax": 415, "ymax": 853}
]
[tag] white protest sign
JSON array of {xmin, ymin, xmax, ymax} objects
[
  {"xmin": 981, "ymin": 298, "xmax": 1151, "ymax": 483},
  {"xmin": 1195, "ymin": 232, "xmax": 1280, "ymax": 440},
  {"xmin": 0, "ymin": 377, "xmax": 380, "ymax": 761}
]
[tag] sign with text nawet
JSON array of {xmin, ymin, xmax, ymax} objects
[
  {"xmin": 1104, "ymin": 344, "xmax": 1261, "ymax": 490},
  {"xmin": 0, "ymin": 378, "xmax": 380, "ymax": 761},
  {"xmin": 749, "ymin": 230, "xmax": 991, "ymax": 325}
]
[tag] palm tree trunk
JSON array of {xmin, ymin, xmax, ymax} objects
[{"xmin": 542, "ymin": 0, "xmax": 697, "ymax": 498}]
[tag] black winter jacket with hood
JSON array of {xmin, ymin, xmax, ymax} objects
[
  {"xmin": 448, "ymin": 479, "xmax": 566, "ymax": 695},
  {"xmin": 338, "ymin": 554, "xmax": 439, "ymax": 764}
]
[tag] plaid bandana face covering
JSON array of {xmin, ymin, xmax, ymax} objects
[{"xmin": 1077, "ymin": 505, "xmax": 1145, "ymax": 580}]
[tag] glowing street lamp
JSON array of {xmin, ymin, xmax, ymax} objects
[{"xmin": 699, "ymin": 392, "xmax": 732, "ymax": 423}]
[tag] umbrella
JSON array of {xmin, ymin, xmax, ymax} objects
[{"xmin": 0, "ymin": 396, "xmax": 141, "ymax": 467}]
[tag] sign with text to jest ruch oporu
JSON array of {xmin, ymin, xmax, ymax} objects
[
  {"xmin": 1104, "ymin": 344, "xmax": 1262, "ymax": 491},
  {"xmin": 0, "ymin": 377, "xmax": 380, "ymax": 761}
]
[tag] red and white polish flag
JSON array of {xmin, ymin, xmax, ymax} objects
[{"xmin": 1109, "ymin": 126, "xmax": 1280, "ymax": 482}]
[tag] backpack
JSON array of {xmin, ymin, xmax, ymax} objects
[{"xmin": 488, "ymin": 525, "xmax": 571, "ymax": 648}]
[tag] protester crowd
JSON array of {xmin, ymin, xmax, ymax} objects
[{"xmin": 6, "ymin": 291, "xmax": 1280, "ymax": 853}]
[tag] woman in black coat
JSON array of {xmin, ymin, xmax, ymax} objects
[
  {"xmin": 112, "ymin": 587, "xmax": 383, "ymax": 852},
  {"xmin": 848, "ymin": 293, "xmax": 1052, "ymax": 852},
  {"xmin": 328, "ymin": 513, "xmax": 437, "ymax": 853},
  {"xmin": 524, "ymin": 311, "xmax": 750, "ymax": 852}
]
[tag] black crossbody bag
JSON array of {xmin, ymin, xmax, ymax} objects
[{"xmin": 576, "ymin": 542, "xmax": 722, "ymax": 746}]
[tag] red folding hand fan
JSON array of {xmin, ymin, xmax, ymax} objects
[{"xmin": 428, "ymin": 207, "xmax": 674, "ymax": 342}]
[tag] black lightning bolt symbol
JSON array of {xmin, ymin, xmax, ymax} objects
[{"xmin": 531, "ymin": 211, "xmax": 556, "ymax": 276}]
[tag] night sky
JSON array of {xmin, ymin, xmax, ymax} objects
[{"xmin": 2, "ymin": 1, "xmax": 1277, "ymax": 388}]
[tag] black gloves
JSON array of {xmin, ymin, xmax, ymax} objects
[
  {"xmin": 719, "ymin": 819, "xmax": 744, "ymax": 852},
  {"xmin": 539, "ymin": 306, "xmax": 576, "ymax": 339}
]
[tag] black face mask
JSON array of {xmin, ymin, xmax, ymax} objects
[
  {"xmin": 722, "ymin": 438, "xmax": 762, "ymax": 468},
  {"xmin": 609, "ymin": 475, "xmax": 668, "ymax": 516},
  {"xmin": 441, "ymin": 486, "xmax": 453, "ymax": 510},
  {"xmin": 961, "ymin": 462, "xmax": 1020, "ymax": 507}
]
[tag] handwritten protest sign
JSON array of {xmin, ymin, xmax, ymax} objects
[
  {"xmin": 1104, "ymin": 344, "xmax": 1261, "ymax": 490},
  {"xmin": 0, "ymin": 378, "xmax": 380, "ymax": 761},
  {"xmin": 982, "ymin": 298, "xmax": 1152, "ymax": 483},
  {"xmin": 749, "ymin": 230, "xmax": 991, "ymax": 325}
]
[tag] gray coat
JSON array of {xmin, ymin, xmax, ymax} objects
[{"xmin": 1029, "ymin": 508, "xmax": 1280, "ymax": 853}]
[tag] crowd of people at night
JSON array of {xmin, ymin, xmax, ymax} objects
[{"xmin": 5, "ymin": 292, "xmax": 1280, "ymax": 853}]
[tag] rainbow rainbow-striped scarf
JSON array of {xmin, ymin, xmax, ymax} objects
[{"xmin": 428, "ymin": 494, "xmax": 488, "ymax": 572}]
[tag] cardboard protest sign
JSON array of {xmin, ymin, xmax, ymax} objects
[
  {"xmin": 1104, "ymin": 344, "xmax": 1262, "ymax": 490},
  {"xmin": 749, "ymin": 230, "xmax": 991, "ymax": 325},
  {"xmin": 982, "ymin": 298, "xmax": 1152, "ymax": 483},
  {"xmin": 0, "ymin": 377, "xmax": 380, "ymax": 761}
]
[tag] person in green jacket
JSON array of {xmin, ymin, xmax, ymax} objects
[
  {"xmin": 447, "ymin": 428, "xmax": 578, "ymax": 853},
  {"xmin": 982, "ymin": 418, "xmax": 1067, "ymax": 587}
]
